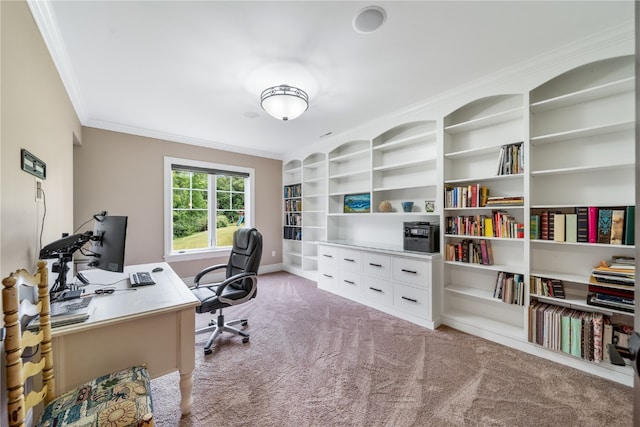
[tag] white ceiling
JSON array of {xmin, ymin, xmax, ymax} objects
[{"xmin": 30, "ymin": 1, "xmax": 633, "ymax": 160}]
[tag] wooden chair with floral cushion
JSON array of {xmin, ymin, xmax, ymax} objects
[{"xmin": 3, "ymin": 260, "xmax": 154, "ymax": 427}]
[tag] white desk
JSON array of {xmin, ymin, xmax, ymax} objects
[{"xmin": 50, "ymin": 262, "xmax": 199, "ymax": 415}]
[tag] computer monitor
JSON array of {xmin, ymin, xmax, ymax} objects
[{"xmin": 89, "ymin": 215, "xmax": 128, "ymax": 272}]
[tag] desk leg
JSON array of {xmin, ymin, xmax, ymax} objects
[
  {"xmin": 179, "ymin": 370, "xmax": 193, "ymax": 415},
  {"xmin": 178, "ymin": 307, "xmax": 196, "ymax": 416}
]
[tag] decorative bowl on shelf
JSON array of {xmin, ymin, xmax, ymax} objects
[
  {"xmin": 378, "ymin": 200, "xmax": 393, "ymax": 212},
  {"xmin": 401, "ymin": 201, "xmax": 414, "ymax": 212}
]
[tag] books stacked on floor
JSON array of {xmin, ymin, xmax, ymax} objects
[
  {"xmin": 587, "ymin": 256, "xmax": 635, "ymax": 314},
  {"xmin": 494, "ymin": 272, "xmax": 525, "ymax": 305},
  {"xmin": 528, "ymin": 302, "xmax": 634, "ymax": 364},
  {"xmin": 530, "ymin": 276, "xmax": 566, "ymax": 299}
]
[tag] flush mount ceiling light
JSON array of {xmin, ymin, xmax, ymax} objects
[{"xmin": 260, "ymin": 84, "xmax": 309, "ymax": 121}]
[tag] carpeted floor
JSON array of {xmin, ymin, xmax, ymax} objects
[{"xmin": 151, "ymin": 271, "xmax": 634, "ymax": 426}]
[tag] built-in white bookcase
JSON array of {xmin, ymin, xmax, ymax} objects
[
  {"xmin": 527, "ymin": 55, "xmax": 635, "ymax": 381},
  {"xmin": 281, "ymin": 53, "xmax": 635, "ymax": 386},
  {"xmin": 283, "ymin": 159, "xmax": 302, "ymax": 273},
  {"xmin": 441, "ymin": 94, "xmax": 526, "ymax": 339},
  {"xmin": 301, "ymin": 152, "xmax": 327, "ymax": 277}
]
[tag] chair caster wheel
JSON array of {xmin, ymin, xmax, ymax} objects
[
  {"xmin": 242, "ymin": 337, "xmax": 249, "ymax": 344},
  {"xmin": 241, "ymin": 320, "xmax": 248, "ymax": 327},
  {"xmin": 204, "ymin": 348, "xmax": 212, "ymax": 355}
]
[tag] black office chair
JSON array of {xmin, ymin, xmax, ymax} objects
[{"xmin": 191, "ymin": 227, "xmax": 263, "ymax": 354}]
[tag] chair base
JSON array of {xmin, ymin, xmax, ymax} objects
[{"xmin": 196, "ymin": 312, "xmax": 249, "ymax": 355}]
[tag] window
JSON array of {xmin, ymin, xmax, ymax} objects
[{"xmin": 164, "ymin": 157, "xmax": 254, "ymax": 261}]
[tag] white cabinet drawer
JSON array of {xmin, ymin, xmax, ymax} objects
[
  {"xmin": 362, "ymin": 252, "xmax": 392, "ymax": 279},
  {"xmin": 393, "ymin": 283, "xmax": 430, "ymax": 320},
  {"xmin": 361, "ymin": 276, "xmax": 392, "ymax": 307},
  {"xmin": 317, "ymin": 266, "xmax": 339, "ymax": 292},
  {"xmin": 339, "ymin": 248, "xmax": 361, "ymax": 272},
  {"xmin": 339, "ymin": 270, "xmax": 361, "ymax": 298},
  {"xmin": 318, "ymin": 245, "xmax": 339, "ymax": 268},
  {"xmin": 393, "ymin": 257, "xmax": 431, "ymax": 289}
]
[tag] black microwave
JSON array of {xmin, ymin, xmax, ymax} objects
[{"xmin": 403, "ymin": 222, "xmax": 439, "ymax": 253}]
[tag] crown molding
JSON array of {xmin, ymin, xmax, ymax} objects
[
  {"xmin": 28, "ymin": 0, "xmax": 88, "ymax": 122},
  {"xmin": 86, "ymin": 119, "xmax": 283, "ymax": 161}
]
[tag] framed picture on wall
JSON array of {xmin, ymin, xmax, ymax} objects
[{"xmin": 344, "ymin": 193, "xmax": 371, "ymax": 213}]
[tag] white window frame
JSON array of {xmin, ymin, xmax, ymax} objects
[{"xmin": 163, "ymin": 156, "xmax": 255, "ymax": 262}]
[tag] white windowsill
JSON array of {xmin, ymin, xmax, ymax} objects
[{"xmin": 164, "ymin": 248, "xmax": 231, "ymax": 263}]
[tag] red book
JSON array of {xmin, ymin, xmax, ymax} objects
[
  {"xmin": 540, "ymin": 210, "xmax": 549, "ymax": 240},
  {"xmin": 471, "ymin": 184, "xmax": 478, "ymax": 208},
  {"xmin": 588, "ymin": 206, "xmax": 598, "ymax": 243}
]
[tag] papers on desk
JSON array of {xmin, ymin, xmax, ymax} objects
[{"xmin": 27, "ymin": 296, "xmax": 95, "ymax": 330}]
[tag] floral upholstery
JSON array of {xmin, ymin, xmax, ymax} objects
[{"xmin": 36, "ymin": 365, "xmax": 153, "ymax": 427}]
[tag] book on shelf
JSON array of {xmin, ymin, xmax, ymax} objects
[
  {"xmin": 496, "ymin": 142, "xmax": 524, "ymax": 176},
  {"xmin": 624, "ymin": 206, "xmax": 634, "ymax": 245},
  {"xmin": 530, "ymin": 215, "xmax": 540, "ymax": 240},
  {"xmin": 444, "ymin": 184, "xmax": 490, "ymax": 208},
  {"xmin": 283, "ymin": 184, "xmax": 301, "ymax": 199},
  {"xmin": 588, "ymin": 284, "xmax": 634, "ymax": 299},
  {"xmin": 609, "ymin": 208, "xmax": 625, "ymax": 245},
  {"xmin": 576, "ymin": 207, "xmax": 589, "ymax": 243},
  {"xmin": 530, "ymin": 276, "xmax": 565, "ymax": 299},
  {"xmin": 484, "ymin": 196, "xmax": 524, "ymax": 206},
  {"xmin": 597, "ymin": 208, "xmax": 613, "ymax": 244},
  {"xmin": 540, "ymin": 210, "xmax": 549, "ymax": 240},
  {"xmin": 548, "ymin": 212, "xmax": 556, "ymax": 241},
  {"xmin": 480, "ymin": 186, "xmax": 489, "ymax": 207},
  {"xmin": 603, "ymin": 318, "xmax": 613, "ymax": 362},
  {"xmin": 494, "ymin": 271, "xmax": 524, "ymax": 305},
  {"xmin": 445, "ymin": 239, "xmax": 493, "ymax": 265},
  {"xmin": 565, "ymin": 213, "xmax": 577, "ymax": 243},
  {"xmin": 483, "ymin": 217, "xmax": 493, "ymax": 237},
  {"xmin": 588, "ymin": 206, "xmax": 598, "ymax": 243},
  {"xmin": 587, "ymin": 293, "xmax": 634, "ymax": 313},
  {"xmin": 553, "ymin": 213, "xmax": 565, "ymax": 242}
]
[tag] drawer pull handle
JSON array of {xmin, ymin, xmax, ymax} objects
[
  {"xmin": 369, "ymin": 287, "xmax": 382, "ymax": 293},
  {"xmin": 369, "ymin": 263, "xmax": 382, "ymax": 268},
  {"xmin": 401, "ymin": 269, "xmax": 418, "ymax": 274},
  {"xmin": 401, "ymin": 296, "xmax": 418, "ymax": 303},
  {"xmin": 323, "ymin": 274, "xmax": 333, "ymax": 278},
  {"xmin": 344, "ymin": 280, "xmax": 355, "ymax": 285},
  {"xmin": 344, "ymin": 258, "xmax": 355, "ymax": 262},
  {"xmin": 323, "ymin": 254, "xmax": 333, "ymax": 258}
]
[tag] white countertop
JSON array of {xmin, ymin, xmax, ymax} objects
[{"xmin": 321, "ymin": 240, "xmax": 441, "ymax": 259}]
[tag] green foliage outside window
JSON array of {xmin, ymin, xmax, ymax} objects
[{"xmin": 172, "ymin": 170, "xmax": 247, "ymax": 250}]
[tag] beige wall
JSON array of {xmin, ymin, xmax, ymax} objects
[
  {"xmin": 1, "ymin": 1, "xmax": 81, "ymax": 421},
  {"xmin": 1, "ymin": 0, "xmax": 80, "ymax": 277},
  {"xmin": 74, "ymin": 127, "xmax": 282, "ymax": 278}
]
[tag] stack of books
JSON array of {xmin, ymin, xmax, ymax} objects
[
  {"xmin": 587, "ymin": 256, "xmax": 635, "ymax": 313},
  {"xmin": 28, "ymin": 296, "xmax": 94, "ymax": 330}
]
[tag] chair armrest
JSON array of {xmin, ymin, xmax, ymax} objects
[
  {"xmin": 218, "ymin": 273, "xmax": 258, "ymax": 306},
  {"xmin": 197, "ymin": 271, "xmax": 257, "ymax": 306},
  {"xmin": 193, "ymin": 264, "xmax": 227, "ymax": 288}
]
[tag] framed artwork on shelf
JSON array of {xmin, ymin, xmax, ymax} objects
[{"xmin": 344, "ymin": 193, "xmax": 370, "ymax": 213}]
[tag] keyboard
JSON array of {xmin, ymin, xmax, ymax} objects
[{"xmin": 130, "ymin": 271, "xmax": 156, "ymax": 287}]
